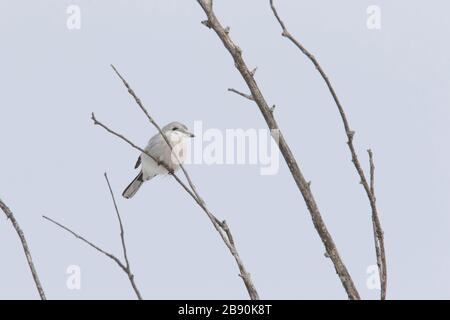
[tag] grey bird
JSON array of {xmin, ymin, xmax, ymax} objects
[{"xmin": 122, "ymin": 122, "xmax": 194, "ymax": 199}]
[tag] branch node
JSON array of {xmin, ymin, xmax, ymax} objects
[
  {"xmin": 201, "ymin": 20, "xmax": 212, "ymax": 29},
  {"xmin": 91, "ymin": 112, "xmax": 98, "ymax": 124}
]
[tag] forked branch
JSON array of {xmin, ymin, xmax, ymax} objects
[
  {"xmin": 92, "ymin": 66, "xmax": 259, "ymax": 299},
  {"xmin": 270, "ymin": 0, "xmax": 386, "ymax": 299},
  {"xmin": 43, "ymin": 173, "xmax": 142, "ymax": 300}
]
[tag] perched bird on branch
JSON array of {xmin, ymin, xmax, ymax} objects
[{"xmin": 122, "ymin": 122, "xmax": 194, "ymax": 199}]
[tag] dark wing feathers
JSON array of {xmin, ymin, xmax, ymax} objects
[{"xmin": 134, "ymin": 156, "xmax": 141, "ymax": 169}]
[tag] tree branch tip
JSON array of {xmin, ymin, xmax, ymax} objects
[
  {"xmin": 250, "ymin": 67, "xmax": 258, "ymax": 77},
  {"xmin": 110, "ymin": 64, "xmax": 123, "ymax": 79},
  {"xmin": 228, "ymin": 88, "xmax": 254, "ymax": 101}
]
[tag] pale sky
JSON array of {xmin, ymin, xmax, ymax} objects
[{"xmin": 1, "ymin": 0, "xmax": 449, "ymax": 299}]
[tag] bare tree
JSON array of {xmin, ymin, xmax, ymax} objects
[
  {"xmin": 269, "ymin": 0, "xmax": 386, "ymax": 299},
  {"xmin": 196, "ymin": 0, "xmax": 361, "ymax": 300},
  {"xmin": 0, "ymin": 198, "xmax": 46, "ymax": 300},
  {"xmin": 2, "ymin": 1, "xmax": 386, "ymax": 300},
  {"xmin": 43, "ymin": 173, "xmax": 142, "ymax": 299},
  {"xmin": 90, "ymin": 65, "xmax": 259, "ymax": 299}
]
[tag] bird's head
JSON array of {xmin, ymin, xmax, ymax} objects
[{"xmin": 163, "ymin": 122, "xmax": 195, "ymax": 138}]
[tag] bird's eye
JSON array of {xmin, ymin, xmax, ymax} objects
[{"xmin": 172, "ymin": 127, "xmax": 178, "ymax": 131}]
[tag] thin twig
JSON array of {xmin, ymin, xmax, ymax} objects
[
  {"xmin": 42, "ymin": 173, "xmax": 143, "ymax": 300},
  {"xmin": 43, "ymin": 215, "xmax": 126, "ymax": 270},
  {"xmin": 104, "ymin": 173, "xmax": 142, "ymax": 299},
  {"xmin": 94, "ymin": 67, "xmax": 259, "ymax": 299},
  {"xmin": 0, "ymin": 199, "xmax": 46, "ymax": 300},
  {"xmin": 270, "ymin": 0, "xmax": 386, "ymax": 299},
  {"xmin": 368, "ymin": 150, "xmax": 387, "ymax": 299},
  {"xmin": 197, "ymin": 0, "xmax": 360, "ymax": 299},
  {"xmin": 228, "ymin": 88, "xmax": 254, "ymax": 101}
]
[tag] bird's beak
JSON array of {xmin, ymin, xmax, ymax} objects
[{"xmin": 181, "ymin": 129, "xmax": 195, "ymax": 138}]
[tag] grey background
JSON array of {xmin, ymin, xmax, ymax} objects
[{"xmin": 0, "ymin": 0, "xmax": 449, "ymax": 299}]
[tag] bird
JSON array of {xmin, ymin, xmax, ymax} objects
[{"xmin": 122, "ymin": 121, "xmax": 194, "ymax": 199}]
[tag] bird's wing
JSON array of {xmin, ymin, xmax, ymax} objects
[
  {"xmin": 147, "ymin": 133, "xmax": 165, "ymax": 154},
  {"xmin": 134, "ymin": 156, "xmax": 141, "ymax": 169},
  {"xmin": 135, "ymin": 133, "xmax": 161, "ymax": 169},
  {"xmin": 137, "ymin": 132, "xmax": 166, "ymax": 165}
]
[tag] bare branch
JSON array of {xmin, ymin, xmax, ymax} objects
[
  {"xmin": 43, "ymin": 215, "xmax": 126, "ymax": 270},
  {"xmin": 228, "ymin": 88, "xmax": 254, "ymax": 101},
  {"xmin": 95, "ymin": 67, "xmax": 259, "ymax": 299},
  {"xmin": 270, "ymin": 0, "xmax": 386, "ymax": 299},
  {"xmin": 0, "ymin": 199, "xmax": 46, "ymax": 300},
  {"xmin": 104, "ymin": 173, "xmax": 142, "ymax": 300},
  {"xmin": 197, "ymin": 0, "xmax": 360, "ymax": 299},
  {"xmin": 368, "ymin": 150, "xmax": 387, "ymax": 299},
  {"xmin": 42, "ymin": 173, "xmax": 143, "ymax": 300}
]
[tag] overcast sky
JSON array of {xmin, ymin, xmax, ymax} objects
[{"xmin": 1, "ymin": 0, "xmax": 449, "ymax": 299}]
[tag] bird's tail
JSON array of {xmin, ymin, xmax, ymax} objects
[{"xmin": 122, "ymin": 172, "xmax": 144, "ymax": 199}]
